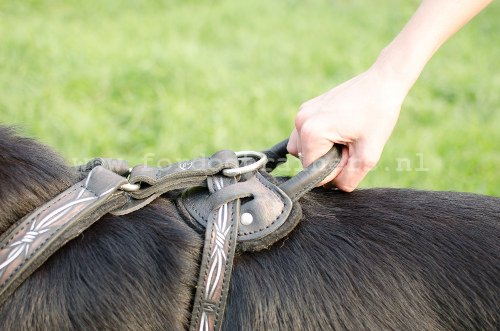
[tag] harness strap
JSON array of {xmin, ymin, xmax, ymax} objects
[
  {"xmin": 75, "ymin": 158, "xmax": 130, "ymax": 180},
  {"xmin": 189, "ymin": 175, "xmax": 240, "ymax": 331},
  {"xmin": 278, "ymin": 142, "xmax": 343, "ymax": 201},
  {"xmin": 109, "ymin": 150, "xmax": 240, "ymax": 216},
  {"xmin": 0, "ymin": 166, "xmax": 128, "ymax": 306},
  {"xmin": 0, "ymin": 140, "xmax": 343, "ymax": 328},
  {"xmin": 128, "ymin": 150, "xmax": 239, "ymax": 200},
  {"xmin": 262, "ymin": 138, "xmax": 289, "ymax": 172}
]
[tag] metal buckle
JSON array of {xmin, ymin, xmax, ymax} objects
[
  {"xmin": 222, "ymin": 151, "xmax": 268, "ymax": 177},
  {"xmin": 120, "ymin": 183, "xmax": 141, "ymax": 192},
  {"xmin": 119, "ymin": 168, "xmax": 141, "ymax": 192}
]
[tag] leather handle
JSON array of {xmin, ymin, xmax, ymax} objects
[
  {"xmin": 277, "ymin": 142, "xmax": 343, "ymax": 201},
  {"xmin": 262, "ymin": 139, "xmax": 289, "ymax": 172}
]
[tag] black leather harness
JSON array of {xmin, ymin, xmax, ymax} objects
[{"xmin": 0, "ymin": 139, "xmax": 342, "ymax": 330}]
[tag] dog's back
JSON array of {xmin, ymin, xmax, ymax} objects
[
  {"xmin": 0, "ymin": 127, "xmax": 498, "ymax": 330},
  {"xmin": 225, "ymin": 188, "xmax": 499, "ymax": 330}
]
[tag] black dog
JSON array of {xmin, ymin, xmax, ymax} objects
[{"xmin": 0, "ymin": 126, "xmax": 498, "ymax": 330}]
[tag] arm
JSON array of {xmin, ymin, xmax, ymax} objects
[
  {"xmin": 288, "ymin": 0, "xmax": 493, "ymax": 192},
  {"xmin": 376, "ymin": 0, "xmax": 492, "ymax": 94}
]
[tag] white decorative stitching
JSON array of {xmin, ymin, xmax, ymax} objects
[
  {"xmin": 200, "ymin": 312, "xmax": 209, "ymax": 331},
  {"xmin": 199, "ymin": 177, "xmax": 230, "ymax": 331},
  {"xmin": 0, "ymin": 176, "xmax": 98, "ymax": 277}
]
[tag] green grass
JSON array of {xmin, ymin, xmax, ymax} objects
[{"xmin": 1, "ymin": 0, "xmax": 499, "ymax": 195}]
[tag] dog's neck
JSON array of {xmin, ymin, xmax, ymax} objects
[{"xmin": 0, "ymin": 127, "xmax": 76, "ymax": 234}]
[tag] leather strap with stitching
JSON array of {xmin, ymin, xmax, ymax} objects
[
  {"xmin": 128, "ymin": 150, "xmax": 239, "ymax": 200},
  {"xmin": 0, "ymin": 166, "xmax": 128, "ymax": 306},
  {"xmin": 189, "ymin": 175, "xmax": 240, "ymax": 331},
  {"xmin": 279, "ymin": 143, "xmax": 343, "ymax": 201}
]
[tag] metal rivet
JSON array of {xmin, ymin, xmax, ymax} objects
[{"xmin": 241, "ymin": 212, "xmax": 253, "ymax": 225}]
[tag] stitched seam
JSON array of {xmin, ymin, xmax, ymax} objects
[
  {"xmin": 292, "ymin": 157, "xmax": 342, "ymax": 200},
  {"xmin": 0, "ymin": 224, "xmax": 62, "ymax": 289},
  {"xmin": 83, "ymin": 182, "xmax": 100, "ymax": 198},
  {"xmin": 193, "ymin": 212, "xmax": 216, "ymax": 327},
  {"xmin": 186, "ymin": 199, "xmax": 206, "ymax": 224},
  {"xmin": 0, "ymin": 185, "xmax": 82, "ymax": 249},
  {"xmin": 213, "ymin": 201, "xmax": 235, "ymax": 330},
  {"xmin": 240, "ymin": 174, "xmax": 289, "ymax": 236},
  {"xmin": 0, "ymin": 194, "xmax": 120, "ymax": 290}
]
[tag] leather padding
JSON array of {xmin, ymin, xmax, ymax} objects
[{"xmin": 181, "ymin": 171, "xmax": 301, "ymax": 252}]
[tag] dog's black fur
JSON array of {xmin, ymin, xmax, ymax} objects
[{"xmin": 0, "ymin": 126, "xmax": 498, "ymax": 330}]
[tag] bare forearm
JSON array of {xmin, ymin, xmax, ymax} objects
[
  {"xmin": 289, "ymin": 0, "xmax": 493, "ymax": 191},
  {"xmin": 374, "ymin": 0, "xmax": 493, "ymax": 93}
]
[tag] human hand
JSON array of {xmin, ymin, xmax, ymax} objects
[
  {"xmin": 288, "ymin": 66, "xmax": 408, "ymax": 191},
  {"xmin": 287, "ymin": 0, "xmax": 492, "ymax": 192}
]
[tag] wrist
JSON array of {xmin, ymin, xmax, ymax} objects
[
  {"xmin": 366, "ymin": 50, "xmax": 417, "ymax": 106},
  {"xmin": 371, "ymin": 44, "xmax": 424, "ymax": 96}
]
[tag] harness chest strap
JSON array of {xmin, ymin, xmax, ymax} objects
[
  {"xmin": 189, "ymin": 175, "xmax": 240, "ymax": 331},
  {"xmin": 0, "ymin": 166, "xmax": 128, "ymax": 306}
]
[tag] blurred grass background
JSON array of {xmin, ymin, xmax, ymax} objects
[{"xmin": 0, "ymin": 0, "xmax": 498, "ymax": 195}]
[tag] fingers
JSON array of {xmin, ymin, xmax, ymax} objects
[
  {"xmin": 331, "ymin": 140, "xmax": 382, "ymax": 192},
  {"xmin": 289, "ymin": 69, "xmax": 401, "ymax": 192},
  {"xmin": 291, "ymin": 112, "xmax": 348, "ymax": 187},
  {"xmin": 287, "ymin": 129, "xmax": 301, "ymax": 156},
  {"xmin": 291, "ymin": 112, "xmax": 382, "ymax": 191},
  {"xmin": 318, "ymin": 145, "xmax": 349, "ymax": 186},
  {"xmin": 292, "ymin": 115, "xmax": 347, "ymax": 186},
  {"xmin": 300, "ymin": 126, "xmax": 334, "ymax": 168},
  {"xmin": 298, "ymin": 114, "xmax": 341, "ymax": 168}
]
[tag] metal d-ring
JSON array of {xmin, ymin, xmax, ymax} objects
[
  {"xmin": 222, "ymin": 151, "xmax": 268, "ymax": 177},
  {"xmin": 119, "ymin": 168, "xmax": 141, "ymax": 192},
  {"xmin": 120, "ymin": 183, "xmax": 141, "ymax": 192}
]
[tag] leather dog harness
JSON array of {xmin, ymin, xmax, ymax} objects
[{"xmin": 0, "ymin": 139, "xmax": 342, "ymax": 330}]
